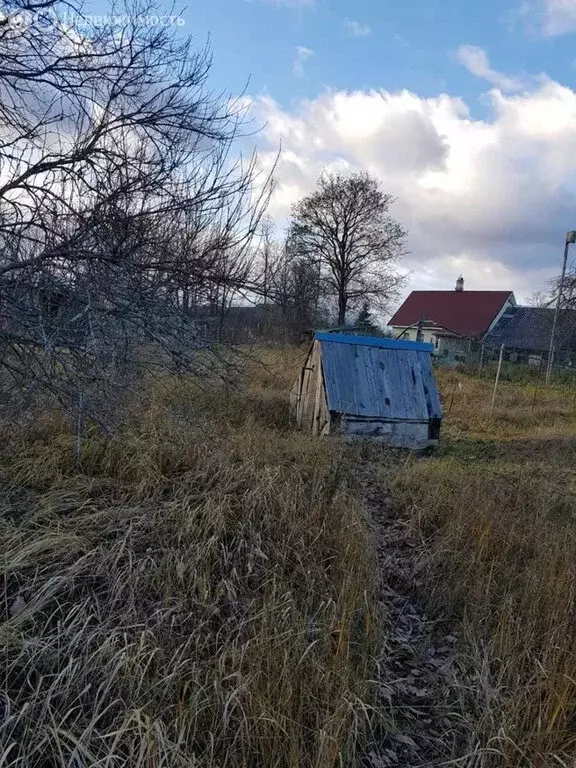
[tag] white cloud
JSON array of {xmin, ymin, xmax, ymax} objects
[
  {"xmin": 519, "ymin": 0, "xmax": 576, "ymax": 35},
  {"xmin": 293, "ymin": 45, "xmax": 314, "ymax": 76},
  {"xmin": 251, "ymin": 78, "xmax": 576, "ymax": 301},
  {"xmin": 346, "ymin": 20, "xmax": 372, "ymax": 38},
  {"xmin": 456, "ymin": 45, "xmax": 525, "ymax": 91},
  {"xmin": 542, "ymin": 0, "xmax": 576, "ymax": 34}
]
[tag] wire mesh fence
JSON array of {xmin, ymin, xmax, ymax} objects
[{"xmin": 432, "ymin": 338, "xmax": 576, "ymax": 418}]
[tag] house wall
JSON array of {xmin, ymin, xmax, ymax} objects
[
  {"xmin": 488, "ymin": 347, "xmax": 576, "ymax": 368},
  {"xmin": 435, "ymin": 336, "xmax": 472, "ymax": 359},
  {"xmin": 486, "ymin": 295, "xmax": 517, "ymax": 333},
  {"xmin": 391, "ymin": 327, "xmax": 471, "ymax": 356},
  {"xmin": 389, "ymin": 326, "xmax": 438, "ymax": 344},
  {"xmin": 390, "ymin": 295, "xmax": 516, "ymax": 354}
]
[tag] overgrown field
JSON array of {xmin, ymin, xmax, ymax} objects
[
  {"xmin": 394, "ymin": 367, "xmax": 576, "ymax": 767},
  {"xmin": 0, "ymin": 352, "xmax": 378, "ymax": 768},
  {"xmin": 4, "ymin": 349, "xmax": 576, "ymax": 768}
]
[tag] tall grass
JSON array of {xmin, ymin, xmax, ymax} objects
[
  {"xmin": 393, "ymin": 369, "xmax": 576, "ymax": 766},
  {"xmin": 0, "ymin": 368, "xmax": 377, "ymax": 767},
  {"xmin": 8, "ymin": 348, "xmax": 576, "ymax": 767}
]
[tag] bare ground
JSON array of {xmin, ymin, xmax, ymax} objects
[{"xmin": 361, "ymin": 470, "xmax": 478, "ymax": 768}]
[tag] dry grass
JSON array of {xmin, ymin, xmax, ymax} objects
[
  {"xmin": 6, "ymin": 345, "xmax": 576, "ymax": 768},
  {"xmin": 0, "ymin": 353, "xmax": 378, "ymax": 767},
  {"xmin": 393, "ymin": 367, "xmax": 576, "ymax": 767}
]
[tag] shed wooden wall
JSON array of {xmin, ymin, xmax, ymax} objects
[{"xmin": 293, "ymin": 342, "xmax": 330, "ymax": 436}]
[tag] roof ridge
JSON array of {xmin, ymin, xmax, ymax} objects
[
  {"xmin": 314, "ymin": 331, "xmax": 433, "ymax": 353},
  {"xmin": 388, "ymin": 290, "xmax": 514, "ymax": 339}
]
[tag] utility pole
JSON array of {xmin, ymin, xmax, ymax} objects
[{"xmin": 546, "ymin": 231, "xmax": 576, "ymax": 384}]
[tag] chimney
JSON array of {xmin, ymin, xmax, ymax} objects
[{"xmin": 455, "ymin": 275, "xmax": 464, "ymax": 292}]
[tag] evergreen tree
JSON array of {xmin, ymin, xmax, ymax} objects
[{"xmin": 356, "ymin": 301, "xmax": 380, "ymax": 334}]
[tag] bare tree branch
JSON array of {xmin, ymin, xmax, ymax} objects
[
  {"xmin": 286, "ymin": 171, "xmax": 407, "ymax": 325},
  {"xmin": 0, "ymin": 0, "xmax": 273, "ymax": 426}
]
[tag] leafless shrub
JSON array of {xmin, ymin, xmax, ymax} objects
[{"xmin": 0, "ymin": 0, "xmax": 272, "ymax": 427}]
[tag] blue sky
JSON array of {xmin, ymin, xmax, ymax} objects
[
  {"xmin": 86, "ymin": 0, "xmax": 576, "ymax": 299},
  {"xmin": 189, "ymin": 0, "xmax": 576, "ymax": 113},
  {"xmin": 179, "ymin": 0, "xmax": 576, "ymax": 300}
]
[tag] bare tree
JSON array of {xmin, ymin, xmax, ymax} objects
[
  {"xmin": 286, "ymin": 172, "xmax": 407, "ymax": 326},
  {"xmin": 0, "ymin": 0, "xmax": 272, "ymax": 425},
  {"xmin": 264, "ymin": 240, "xmax": 327, "ymax": 339},
  {"xmin": 258, "ymin": 215, "xmax": 275, "ymax": 306},
  {"xmin": 527, "ymin": 271, "xmax": 576, "ymax": 311},
  {"xmin": 526, "ymin": 291, "xmax": 552, "ymax": 308},
  {"xmin": 547, "ymin": 274, "xmax": 576, "ymax": 310}
]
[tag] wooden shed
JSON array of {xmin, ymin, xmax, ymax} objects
[{"xmin": 290, "ymin": 332, "xmax": 443, "ymax": 449}]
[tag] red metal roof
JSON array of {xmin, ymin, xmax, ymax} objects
[{"xmin": 388, "ymin": 291, "xmax": 514, "ymax": 339}]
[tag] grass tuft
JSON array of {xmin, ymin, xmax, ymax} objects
[
  {"xmin": 393, "ymin": 368, "xmax": 576, "ymax": 766},
  {"xmin": 0, "ymin": 361, "xmax": 376, "ymax": 767}
]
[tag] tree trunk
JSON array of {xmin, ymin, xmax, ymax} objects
[{"xmin": 338, "ymin": 292, "xmax": 347, "ymax": 326}]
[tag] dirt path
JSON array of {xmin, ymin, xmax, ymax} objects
[{"xmin": 361, "ymin": 478, "xmax": 477, "ymax": 768}]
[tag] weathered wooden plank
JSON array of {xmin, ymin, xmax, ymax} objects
[
  {"xmin": 322, "ymin": 342, "xmax": 433, "ymax": 420},
  {"xmin": 312, "ymin": 355, "xmax": 325, "ymax": 436}
]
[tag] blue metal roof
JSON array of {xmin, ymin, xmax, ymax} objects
[
  {"xmin": 316, "ymin": 335, "xmax": 442, "ymax": 421},
  {"xmin": 314, "ymin": 331, "xmax": 434, "ymax": 353}
]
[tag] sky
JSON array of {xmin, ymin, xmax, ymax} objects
[{"xmin": 104, "ymin": 0, "xmax": 576, "ymax": 301}]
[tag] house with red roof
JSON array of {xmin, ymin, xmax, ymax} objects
[{"xmin": 388, "ymin": 277, "xmax": 516, "ymax": 357}]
